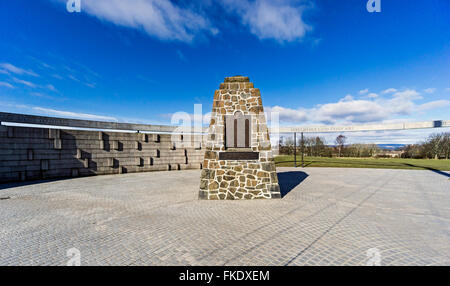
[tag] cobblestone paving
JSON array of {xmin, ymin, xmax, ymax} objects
[{"xmin": 0, "ymin": 167, "xmax": 448, "ymax": 266}]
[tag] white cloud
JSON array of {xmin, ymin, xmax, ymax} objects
[
  {"xmin": 314, "ymin": 99, "xmax": 387, "ymax": 124},
  {"xmin": 381, "ymin": 89, "xmax": 422, "ymax": 116},
  {"xmin": 12, "ymin": 77, "xmax": 36, "ymax": 88},
  {"xmin": 32, "ymin": 107, "xmax": 118, "ymax": 121},
  {"xmin": 30, "ymin": 92, "xmax": 55, "ymax": 100},
  {"xmin": 423, "ymin": 88, "xmax": 436, "ymax": 94},
  {"xmin": 0, "ymin": 101, "xmax": 118, "ymax": 122},
  {"xmin": 70, "ymin": 0, "xmax": 217, "ymax": 42},
  {"xmin": 418, "ymin": 100, "xmax": 450, "ymax": 111},
  {"xmin": 68, "ymin": 75, "xmax": 80, "ymax": 82},
  {"xmin": 381, "ymin": 88, "xmax": 397, "ymax": 94},
  {"xmin": 0, "ymin": 63, "xmax": 38, "ymax": 77},
  {"xmin": 391, "ymin": 89, "xmax": 421, "ymax": 100},
  {"xmin": 51, "ymin": 0, "xmax": 312, "ymax": 43},
  {"xmin": 266, "ymin": 88, "xmax": 449, "ymax": 125},
  {"xmin": 365, "ymin": 93, "xmax": 378, "ymax": 99},
  {"xmin": 266, "ymin": 106, "xmax": 308, "ymax": 122},
  {"xmin": 30, "ymin": 90, "xmax": 59, "ymax": 100},
  {"xmin": 0, "ymin": 82, "xmax": 14, "ymax": 88},
  {"xmin": 231, "ymin": 0, "xmax": 311, "ymax": 42},
  {"xmin": 46, "ymin": 84, "xmax": 58, "ymax": 92},
  {"xmin": 341, "ymin": 94, "xmax": 353, "ymax": 101},
  {"xmin": 358, "ymin": 88, "xmax": 369, "ymax": 95}
]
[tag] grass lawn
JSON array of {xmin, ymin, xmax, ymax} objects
[{"xmin": 275, "ymin": 155, "xmax": 450, "ymax": 171}]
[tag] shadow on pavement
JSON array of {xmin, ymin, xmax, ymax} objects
[
  {"xmin": 277, "ymin": 171, "xmax": 309, "ymax": 198},
  {"xmin": 0, "ymin": 177, "xmax": 91, "ymax": 191},
  {"xmin": 403, "ymin": 163, "xmax": 450, "ymax": 178}
]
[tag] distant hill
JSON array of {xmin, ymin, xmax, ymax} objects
[
  {"xmin": 377, "ymin": 144, "xmax": 405, "ymax": 150},
  {"xmin": 325, "ymin": 144, "xmax": 406, "ymax": 150}
]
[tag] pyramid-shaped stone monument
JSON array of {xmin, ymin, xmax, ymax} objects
[{"xmin": 198, "ymin": 76, "xmax": 281, "ymax": 200}]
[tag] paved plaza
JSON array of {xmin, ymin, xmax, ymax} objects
[{"xmin": 0, "ymin": 167, "xmax": 449, "ymax": 266}]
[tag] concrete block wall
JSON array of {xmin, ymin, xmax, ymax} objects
[{"xmin": 0, "ymin": 124, "xmax": 204, "ymax": 183}]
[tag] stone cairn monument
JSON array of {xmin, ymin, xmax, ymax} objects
[{"xmin": 198, "ymin": 76, "xmax": 281, "ymax": 200}]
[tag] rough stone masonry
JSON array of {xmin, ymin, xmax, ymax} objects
[{"xmin": 198, "ymin": 76, "xmax": 281, "ymax": 200}]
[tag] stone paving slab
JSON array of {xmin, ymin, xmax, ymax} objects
[{"xmin": 0, "ymin": 167, "xmax": 449, "ymax": 266}]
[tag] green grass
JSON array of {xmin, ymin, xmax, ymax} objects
[{"xmin": 275, "ymin": 155, "xmax": 450, "ymax": 171}]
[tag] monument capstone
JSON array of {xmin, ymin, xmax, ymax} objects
[{"xmin": 198, "ymin": 76, "xmax": 281, "ymax": 200}]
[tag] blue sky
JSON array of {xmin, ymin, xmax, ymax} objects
[{"xmin": 0, "ymin": 0, "xmax": 449, "ymax": 143}]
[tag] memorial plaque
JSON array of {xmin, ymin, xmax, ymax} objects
[{"xmin": 219, "ymin": 152, "xmax": 259, "ymax": 160}]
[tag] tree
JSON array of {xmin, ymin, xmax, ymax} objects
[
  {"xmin": 304, "ymin": 137, "xmax": 314, "ymax": 156},
  {"xmin": 400, "ymin": 132, "xmax": 450, "ymax": 159},
  {"xmin": 284, "ymin": 137, "xmax": 295, "ymax": 155},
  {"xmin": 442, "ymin": 133, "xmax": 450, "ymax": 159},
  {"xmin": 335, "ymin": 135, "xmax": 347, "ymax": 157},
  {"xmin": 312, "ymin": 136, "xmax": 327, "ymax": 156},
  {"xmin": 426, "ymin": 133, "xmax": 450, "ymax": 159}
]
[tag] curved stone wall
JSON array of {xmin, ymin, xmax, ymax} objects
[{"xmin": 0, "ymin": 123, "xmax": 204, "ymax": 183}]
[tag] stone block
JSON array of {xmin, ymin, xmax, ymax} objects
[
  {"xmin": 20, "ymin": 171, "xmax": 26, "ymax": 181},
  {"xmin": 271, "ymin": 192, "xmax": 281, "ymax": 199},
  {"xmin": 208, "ymin": 181, "xmax": 219, "ymax": 190},
  {"xmin": 107, "ymin": 158, "xmax": 114, "ymax": 167},
  {"xmin": 261, "ymin": 163, "xmax": 275, "ymax": 172},
  {"xmin": 198, "ymin": 190, "xmax": 208, "ymax": 199},
  {"xmin": 135, "ymin": 141, "xmax": 141, "ymax": 150},
  {"xmin": 76, "ymin": 149, "xmax": 82, "ymax": 159},
  {"xmin": 83, "ymin": 158, "xmax": 89, "ymax": 168},
  {"xmin": 112, "ymin": 140, "xmax": 119, "ymax": 150},
  {"xmin": 27, "ymin": 149, "xmax": 34, "ymax": 161},
  {"xmin": 204, "ymin": 151, "xmax": 217, "ymax": 160},
  {"xmin": 71, "ymin": 168, "xmax": 79, "ymax": 177},
  {"xmin": 201, "ymin": 169, "xmax": 215, "ymax": 180},
  {"xmin": 54, "ymin": 139, "xmax": 62, "ymax": 150},
  {"xmin": 41, "ymin": 160, "xmax": 49, "ymax": 171},
  {"xmin": 200, "ymin": 180, "xmax": 208, "ymax": 190},
  {"xmin": 270, "ymin": 185, "xmax": 281, "ymax": 197},
  {"xmin": 224, "ymin": 76, "xmax": 250, "ymax": 83},
  {"xmin": 48, "ymin": 129, "xmax": 60, "ymax": 139},
  {"xmin": 7, "ymin": 126, "xmax": 14, "ymax": 138}
]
